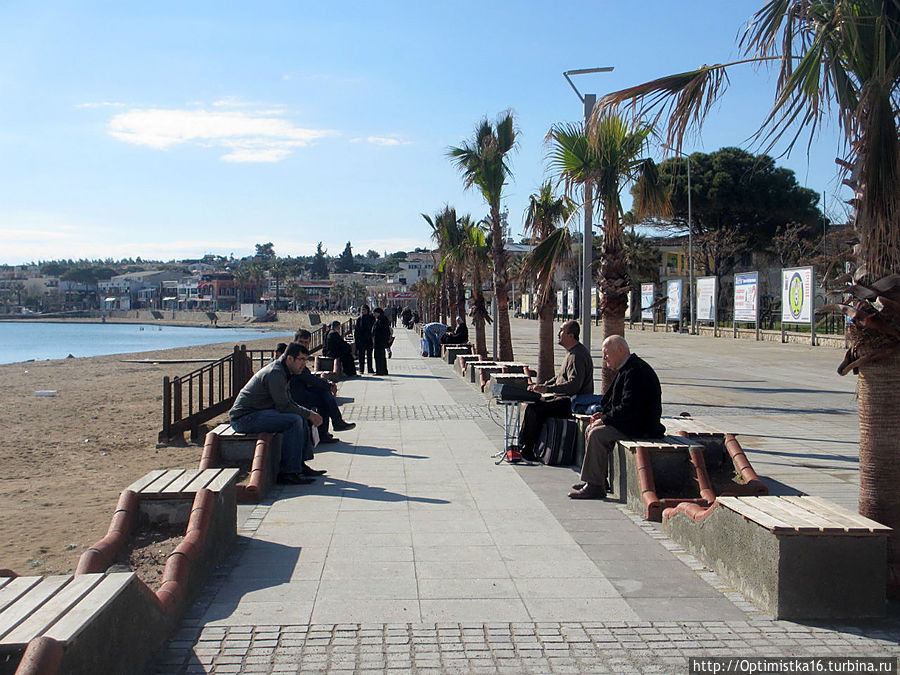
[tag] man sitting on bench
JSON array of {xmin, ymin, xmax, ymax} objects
[
  {"xmin": 229, "ymin": 341, "xmax": 327, "ymax": 485},
  {"xmin": 291, "ymin": 329, "xmax": 356, "ymax": 443},
  {"xmin": 517, "ymin": 320, "xmax": 593, "ymax": 461},
  {"xmin": 569, "ymin": 335, "xmax": 665, "ymax": 499},
  {"xmin": 440, "ymin": 316, "xmax": 469, "ymax": 345},
  {"xmin": 324, "ymin": 320, "xmax": 357, "ymax": 377}
]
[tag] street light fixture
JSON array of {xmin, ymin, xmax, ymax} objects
[
  {"xmin": 562, "ymin": 66, "xmax": 614, "ymax": 350},
  {"xmin": 662, "ymin": 144, "xmax": 694, "ymax": 333}
]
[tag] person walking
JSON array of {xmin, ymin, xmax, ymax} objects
[{"xmin": 354, "ymin": 305, "xmax": 376, "ymax": 374}]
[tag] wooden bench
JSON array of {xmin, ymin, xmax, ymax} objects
[
  {"xmin": 664, "ymin": 495, "xmax": 891, "ymax": 619},
  {"xmin": 0, "ymin": 572, "xmax": 164, "ymax": 674},
  {"xmin": 205, "ymin": 424, "xmax": 282, "ymax": 502}
]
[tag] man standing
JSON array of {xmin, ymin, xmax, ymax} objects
[
  {"xmin": 569, "ymin": 335, "xmax": 665, "ymax": 499},
  {"xmin": 354, "ymin": 305, "xmax": 376, "ymax": 374},
  {"xmin": 324, "ymin": 320, "xmax": 357, "ymax": 377},
  {"xmin": 229, "ymin": 342, "xmax": 327, "ymax": 485},
  {"xmin": 517, "ymin": 320, "xmax": 593, "ymax": 461},
  {"xmin": 372, "ymin": 307, "xmax": 392, "ymax": 375},
  {"xmin": 289, "ymin": 332, "xmax": 356, "ymax": 443}
]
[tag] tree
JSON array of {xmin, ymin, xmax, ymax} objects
[
  {"xmin": 521, "ymin": 181, "xmax": 577, "ymax": 381},
  {"xmin": 366, "ymin": 250, "xmax": 381, "ymax": 260},
  {"xmin": 448, "ymin": 111, "xmax": 518, "ymax": 360},
  {"xmin": 547, "ymin": 114, "xmax": 667, "ymax": 390},
  {"xmin": 460, "ymin": 215, "xmax": 492, "ymax": 358},
  {"xmin": 423, "ymin": 206, "xmax": 466, "ymax": 323},
  {"xmin": 652, "ymin": 147, "xmax": 821, "ymax": 276},
  {"xmin": 335, "ymin": 242, "xmax": 357, "ymax": 273},
  {"xmin": 310, "ymin": 242, "xmax": 329, "ymax": 279},
  {"xmin": 599, "ymin": 0, "xmax": 900, "ymax": 595},
  {"xmin": 254, "ymin": 242, "xmax": 276, "ymax": 261}
]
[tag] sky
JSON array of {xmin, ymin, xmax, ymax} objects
[{"xmin": 0, "ymin": 0, "xmax": 851, "ymax": 265}]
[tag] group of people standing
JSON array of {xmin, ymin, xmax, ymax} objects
[{"xmin": 352, "ymin": 305, "xmax": 393, "ymax": 375}]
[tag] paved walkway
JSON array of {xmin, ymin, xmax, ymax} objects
[{"xmin": 153, "ymin": 320, "xmax": 899, "ymax": 674}]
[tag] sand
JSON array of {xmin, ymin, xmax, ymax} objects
[{"xmin": 0, "ymin": 316, "xmax": 325, "ymax": 576}]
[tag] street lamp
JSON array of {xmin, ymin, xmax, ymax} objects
[
  {"xmin": 662, "ymin": 145, "xmax": 694, "ymax": 334},
  {"xmin": 563, "ymin": 66, "xmax": 614, "ymax": 350}
]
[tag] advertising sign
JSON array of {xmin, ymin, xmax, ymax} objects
[
  {"xmin": 556, "ymin": 290, "xmax": 564, "ymax": 316},
  {"xmin": 640, "ymin": 284, "xmax": 654, "ymax": 320},
  {"xmin": 666, "ymin": 280, "xmax": 683, "ymax": 321},
  {"xmin": 781, "ymin": 266, "xmax": 814, "ymax": 324},
  {"xmin": 520, "ymin": 293, "xmax": 530, "ymax": 315},
  {"xmin": 696, "ymin": 276, "xmax": 716, "ymax": 322},
  {"xmin": 590, "ymin": 286, "xmax": 597, "ymax": 317},
  {"xmin": 567, "ymin": 288, "xmax": 575, "ymax": 317},
  {"xmin": 734, "ymin": 272, "xmax": 758, "ymax": 322}
]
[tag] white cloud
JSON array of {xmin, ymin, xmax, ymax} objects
[
  {"xmin": 350, "ymin": 135, "xmax": 411, "ymax": 147},
  {"xmin": 107, "ymin": 107, "xmax": 337, "ymax": 162},
  {"xmin": 75, "ymin": 101, "xmax": 126, "ymax": 109}
]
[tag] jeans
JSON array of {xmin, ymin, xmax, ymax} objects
[
  {"xmin": 423, "ymin": 325, "xmax": 446, "ymax": 356},
  {"xmin": 230, "ymin": 409, "xmax": 311, "ymax": 474}
]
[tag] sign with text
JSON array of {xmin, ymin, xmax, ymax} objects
[
  {"xmin": 641, "ymin": 284, "xmax": 654, "ymax": 320},
  {"xmin": 567, "ymin": 288, "xmax": 575, "ymax": 317},
  {"xmin": 781, "ymin": 266, "xmax": 814, "ymax": 324},
  {"xmin": 666, "ymin": 280, "xmax": 683, "ymax": 321},
  {"xmin": 696, "ymin": 276, "xmax": 716, "ymax": 322},
  {"xmin": 556, "ymin": 290, "xmax": 564, "ymax": 316},
  {"xmin": 591, "ymin": 286, "xmax": 597, "ymax": 317},
  {"xmin": 733, "ymin": 272, "xmax": 759, "ymax": 322},
  {"xmin": 520, "ymin": 293, "xmax": 530, "ymax": 315}
]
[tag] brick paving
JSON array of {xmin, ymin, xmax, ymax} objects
[{"xmin": 151, "ymin": 319, "xmax": 900, "ymax": 674}]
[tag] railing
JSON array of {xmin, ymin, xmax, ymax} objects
[{"xmin": 158, "ymin": 320, "xmax": 351, "ymax": 442}]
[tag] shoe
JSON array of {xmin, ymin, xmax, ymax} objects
[
  {"xmin": 572, "ymin": 481, "xmax": 587, "ymax": 491},
  {"xmin": 301, "ymin": 463, "xmax": 327, "ymax": 476},
  {"xmin": 520, "ymin": 447, "xmax": 537, "ymax": 462},
  {"xmin": 277, "ymin": 472, "xmax": 315, "ymax": 485},
  {"xmin": 318, "ymin": 434, "xmax": 339, "ymax": 444},
  {"xmin": 332, "ymin": 420, "xmax": 356, "ymax": 432},
  {"xmin": 568, "ymin": 484, "xmax": 606, "ymax": 500}
]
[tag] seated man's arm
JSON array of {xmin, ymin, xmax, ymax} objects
[
  {"xmin": 600, "ymin": 370, "xmax": 647, "ymax": 432},
  {"xmin": 266, "ymin": 369, "xmax": 314, "ymax": 420},
  {"xmin": 544, "ymin": 354, "xmax": 592, "ymax": 396}
]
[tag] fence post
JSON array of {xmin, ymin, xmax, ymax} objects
[{"xmin": 160, "ymin": 376, "xmax": 171, "ymax": 442}]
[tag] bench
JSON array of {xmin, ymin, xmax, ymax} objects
[
  {"xmin": 204, "ymin": 424, "xmax": 283, "ymax": 502},
  {"xmin": 456, "ymin": 354, "xmax": 483, "ymax": 377},
  {"xmin": 465, "ymin": 361, "xmax": 497, "ymax": 383},
  {"xmin": 664, "ymin": 495, "xmax": 891, "ymax": 619},
  {"xmin": 0, "ymin": 572, "xmax": 164, "ymax": 675},
  {"xmin": 488, "ymin": 373, "xmax": 531, "ymax": 399},
  {"xmin": 312, "ymin": 356, "xmax": 341, "ymax": 382},
  {"xmin": 442, "ymin": 344, "xmax": 473, "ymax": 364}
]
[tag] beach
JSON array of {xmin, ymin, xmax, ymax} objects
[{"xmin": 0, "ymin": 332, "xmax": 289, "ymax": 576}]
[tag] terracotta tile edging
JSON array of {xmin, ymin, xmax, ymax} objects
[
  {"xmin": 13, "ymin": 636, "xmax": 64, "ymax": 675},
  {"xmin": 75, "ymin": 490, "xmax": 139, "ymax": 575},
  {"xmin": 722, "ymin": 434, "xmax": 769, "ymax": 496},
  {"xmin": 157, "ymin": 488, "xmax": 214, "ymax": 612},
  {"xmin": 201, "ymin": 428, "xmax": 271, "ymax": 502}
]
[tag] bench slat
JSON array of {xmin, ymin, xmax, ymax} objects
[
  {"xmin": 2, "ymin": 575, "xmax": 103, "ymax": 647},
  {"xmin": 0, "ymin": 577, "xmax": 42, "ymax": 616},
  {"xmin": 206, "ymin": 468, "xmax": 240, "ymax": 493},
  {"xmin": 142, "ymin": 469, "xmax": 187, "ymax": 494},
  {"xmin": 0, "ymin": 577, "xmax": 11, "ymax": 591},
  {"xmin": 716, "ymin": 497, "xmax": 797, "ymax": 532},
  {"xmin": 0, "ymin": 576, "xmax": 70, "ymax": 642},
  {"xmin": 783, "ymin": 496, "xmax": 892, "ymax": 533},
  {"xmin": 750, "ymin": 497, "xmax": 844, "ymax": 533},
  {"xmin": 160, "ymin": 469, "xmax": 204, "ymax": 494},
  {"xmin": 43, "ymin": 573, "xmax": 134, "ymax": 644},
  {"xmin": 126, "ymin": 469, "xmax": 167, "ymax": 493},
  {"xmin": 182, "ymin": 468, "xmax": 222, "ymax": 492},
  {"xmin": 211, "ymin": 423, "xmax": 231, "ymax": 435}
]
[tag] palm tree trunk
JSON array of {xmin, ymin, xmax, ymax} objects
[
  {"xmin": 471, "ymin": 265, "xmax": 488, "ymax": 359},
  {"xmin": 456, "ymin": 278, "xmax": 466, "ymax": 322},
  {"xmin": 536, "ymin": 299, "xmax": 556, "ymax": 382},
  {"xmin": 490, "ymin": 205, "xmax": 514, "ymax": 361},
  {"xmin": 599, "ymin": 212, "xmax": 629, "ymax": 392},
  {"xmin": 857, "ymin": 349, "xmax": 900, "ymax": 597}
]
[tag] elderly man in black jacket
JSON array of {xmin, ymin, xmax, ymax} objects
[
  {"xmin": 324, "ymin": 320, "xmax": 357, "ymax": 377},
  {"xmin": 569, "ymin": 335, "xmax": 665, "ymax": 499}
]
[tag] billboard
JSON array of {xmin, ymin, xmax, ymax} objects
[
  {"xmin": 696, "ymin": 276, "xmax": 716, "ymax": 322},
  {"xmin": 782, "ymin": 266, "xmax": 814, "ymax": 324},
  {"xmin": 556, "ymin": 290, "xmax": 564, "ymax": 316},
  {"xmin": 734, "ymin": 272, "xmax": 759, "ymax": 322},
  {"xmin": 520, "ymin": 293, "xmax": 530, "ymax": 315},
  {"xmin": 666, "ymin": 280, "xmax": 683, "ymax": 321},
  {"xmin": 590, "ymin": 286, "xmax": 597, "ymax": 317},
  {"xmin": 567, "ymin": 288, "xmax": 575, "ymax": 316},
  {"xmin": 640, "ymin": 283, "xmax": 654, "ymax": 320}
]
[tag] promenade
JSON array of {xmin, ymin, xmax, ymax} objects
[{"xmin": 153, "ymin": 319, "xmax": 899, "ymax": 674}]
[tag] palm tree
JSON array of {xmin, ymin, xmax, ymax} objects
[
  {"xmin": 423, "ymin": 206, "xmax": 466, "ymax": 323},
  {"xmin": 624, "ymin": 229, "xmax": 661, "ymax": 322},
  {"xmin": 460, "ymin": 215, "xmax": 493, "ymax": 358},
  {"xmin": 521, "ymin": 182, "xmax": 577, "ymax": 381},
  {"xmin": 598, "ymin": 0, "xmax": 900, "ymax": 595},
  {"xmin": 547, "ymin": 115, "xmax": 667, "ymax": 389},
  {"xmin": 448, "ymin": 111, "xmax": 518, "ymax": 360}
]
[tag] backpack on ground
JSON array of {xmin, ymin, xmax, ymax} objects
[{"xmin": 535, "ymin": 417, "xmax": 578, "ymax": 466}]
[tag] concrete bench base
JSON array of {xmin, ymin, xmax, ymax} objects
[
  {"xmin": 207, "ymin": 424, "xmax": 282, "ymax": 502},
  {"xmin": 664, "ymin": 496, "xmax": 891, "ymax": 619}
]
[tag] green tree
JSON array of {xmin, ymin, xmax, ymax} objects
[
  {"xmin": 600, "ymin": 0, "xmax": 900, "ymax": 595},
  {"xmin": 310, "ymin": 242, "xmax": 329, "ymax": 279},
  {"xmin": 335, "ymin": 241, "xmax": 357, "ymax": 273},
  {"xmin": 255, "ymin": 242, "xmax": 276, "ymax": 261},
  {"xmin": 423, "ymin": 206, "xmax": 466, "ymax": 323},
  {"xmin": 448, "ymin": 111, "xmax": 518, "ymax": 360},
  {"xmin": 460, "ymin": 216, "xmax": 492, "ymax": 358},
  {"xmin": 547, "ymin": 114, "xmax": 667, "ymax": 389},
  {"xmin": 521, "ymin": 181, "xmax": 577, "ymax": 381}
]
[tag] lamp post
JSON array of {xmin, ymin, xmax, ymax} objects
[
  {"xmin": 563, "ymin": 66, "xmax": 614, "ymax": 349},
  {"xmin": 663, "ymin": 145, "xmax": 694, "ymax": 333}
]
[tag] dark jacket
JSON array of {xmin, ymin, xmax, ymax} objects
[
  {"xmin": 442, "ymin": 322, "xmax": 469, "ymax": 344},
  {"xmin": 229, "ymin": 357, "xmax": 312, "ymax": 421},
  {"xmin": 373, "ymin": 314, "xmax": 392, "ymax": 346},
  {"xmin": 324, "ymin": 328, "xmax": 351, "ymax": 358},
  {"xmin": 354, "ymin": 313, "xmax": 375, "ymax": 347},
  {"xmin": 600, "ymin": 353, "xmax": 665, "ymax": 438}
]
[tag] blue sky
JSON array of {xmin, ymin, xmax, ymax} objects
[{"xmin": 0, "ymin": 0, "xmax": 848, "ymax": 265}]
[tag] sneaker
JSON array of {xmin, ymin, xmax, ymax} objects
[{"xmin": 332, "ymin": 420, "xmax": 356, "ymax": 432}]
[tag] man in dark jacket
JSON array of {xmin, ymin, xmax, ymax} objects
[
  {"xmin": 440, "ymin": 316, "xmax": 469, "ymax": 345},
  {"xmin": 324, "ymin": 320, "xmax": 357, "ymax": 377},
  {"xmin": 290, "ymin": 332, "xmax": 356, "ymax": 442},
  {"xmin": 354, "ymin": 305, "xmax": 376, "ymax": 374},
  {"xmin": 372, "ymin": 307, "xmax": 392, "ymax": 375},
  {"xmin": 517, "ymin": 320, "xmax": 593, "ymax": 461},
  {"xmin": 569, "ymin": 335, "xmax": 665, "ymax": 499}
]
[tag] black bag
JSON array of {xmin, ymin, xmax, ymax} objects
[{"xmin": 535, "ymin": 417, "xmax": 578, "ymax": 466}]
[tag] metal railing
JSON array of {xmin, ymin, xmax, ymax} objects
[{"xmin": 158, "ymin": 320, "xmax": 351, "ymax": 442}]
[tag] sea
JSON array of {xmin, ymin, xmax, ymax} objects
[{"xmin": 0, "ymin": 322, "xmax": 293, "ymax": 365}]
